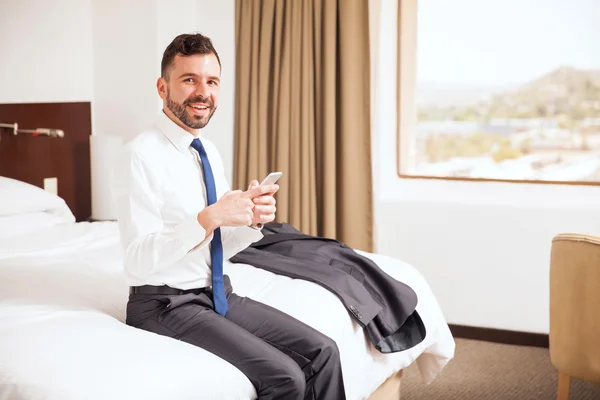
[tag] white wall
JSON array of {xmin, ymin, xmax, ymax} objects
[
  {"xmin": 371, "ymin": 0, "xmax": 600, "ymax": 334},
  {"xmin": 91, "ymin": 0, "xmax": 158, "ymax": 142},
  {"xmin": 0, "ymin": 0, "xmax": 93, "ymax": 103}
]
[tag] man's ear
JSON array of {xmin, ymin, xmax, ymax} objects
[{"xmin": 156, "ymin": 77, "xmax": 167, "ymax": 100}]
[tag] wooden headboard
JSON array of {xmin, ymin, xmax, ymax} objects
[{"xmin": 0, "ymin": 102, "xmax": 92, "ymax": 221}]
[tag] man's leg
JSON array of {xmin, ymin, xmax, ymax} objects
[
  {"xmin": 127, "ymin": 287, "xmax": 346, "ymax": 400},
  {"xmin": 127, "ymin": 292, "xmax": 305, "ymax": 400},
  {"xmin": 224, "ymin": 293, "xmax": 347, "ymax": 400}
]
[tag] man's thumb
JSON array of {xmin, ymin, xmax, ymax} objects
[{"xmin": 247, "ymin": 180, "xmax": 259, "ymax": 190}]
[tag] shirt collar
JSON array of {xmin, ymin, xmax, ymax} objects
[{"xmin": 155, "ymin": 110, "xmax": 200, "ymax": 154}]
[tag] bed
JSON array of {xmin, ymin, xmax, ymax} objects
[
  {"xmin": 0, "ymin": 175, "xmax": 455, "ymax": 400},
  {"xmin": 0, "ymin": 97, "xmax": 454, "ymax": 400}
]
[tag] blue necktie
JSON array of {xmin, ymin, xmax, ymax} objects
[{"xmin": 190, "ymin": 138, "xmax": 228, "ymax": 316}]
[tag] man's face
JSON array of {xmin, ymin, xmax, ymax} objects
[{"xmin": 158, "ymin": 53, "xmax": 221, "ymax": 131}]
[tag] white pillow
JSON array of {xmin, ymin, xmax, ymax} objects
[
  {"xmin": 0, "ymin": 176, "xmax": 75, "ymax": 220},
  {"xmin": 0, "ymin": 211, "xmax": 75, "ymax": 239}
]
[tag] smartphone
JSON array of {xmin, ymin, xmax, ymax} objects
[{"xmin": 260, "ymin": 172, "xmax": 283, "ymax": 186}]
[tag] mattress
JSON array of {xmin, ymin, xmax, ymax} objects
[{"xmin": 0, "ymin": 221, "xmax": 454, "ymax": 400}]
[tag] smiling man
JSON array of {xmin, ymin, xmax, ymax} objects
[{"xmin": 111, "ymin": 33, "xmax": 346, "ymax": 400}]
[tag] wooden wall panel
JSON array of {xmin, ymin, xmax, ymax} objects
[{"xmin": 0, "ymin": 102, "xmax": 92, "ymax": 221}]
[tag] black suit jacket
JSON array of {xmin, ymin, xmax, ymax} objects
[{"xmin": 230, "ymin": 223, "xmax": 426, "ymax": 353}]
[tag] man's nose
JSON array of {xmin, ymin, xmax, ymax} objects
[{"xmin": 194, "ymin": 82, "xmax": 211, "ymax": 98}]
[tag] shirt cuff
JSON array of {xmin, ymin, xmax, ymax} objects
[
  {"xmin": 240, "ymin": 225, "xmax": 265, "ymax": 243},
  {"xmin": 174, "ymin": 215, "xmax": 209, "ymax": 252}
]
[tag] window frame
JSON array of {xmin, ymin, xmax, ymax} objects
[{"xmin": 396, "ymin": 0, "xmax": 600, "ymax": 187}]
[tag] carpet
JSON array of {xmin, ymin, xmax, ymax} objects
[{"xmin": 401, "ymin": 338, "xmax": 600, "ymax": 399}]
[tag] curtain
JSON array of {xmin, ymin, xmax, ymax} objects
[{"xmin": 234, "ymin": 0, "xmax": 373, "ymax": 252}]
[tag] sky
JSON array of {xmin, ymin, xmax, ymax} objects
[{"xmin": 417, "ymin": 0, "xmax": 600, "ymax": 87}]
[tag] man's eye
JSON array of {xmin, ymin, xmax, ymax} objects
[
  {"xmin": 208, "ymin": 80, "xmax": 218, "ymax": 86},
  {"xmin": 184, "ymin": 78, "xmax": 195, "ymax": 83}
]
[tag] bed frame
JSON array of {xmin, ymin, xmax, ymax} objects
[
  {"xmin": 0, "ymin": 102, "xmax": 92, "ymax": 221},
  {"xmin": 369, "ymin": 370, "xmax": 403, "ymax": 400}
]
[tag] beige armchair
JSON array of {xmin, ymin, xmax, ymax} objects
[{"xmin": 549, "ymin": 233, "xmax": 600, "ymax": 400}]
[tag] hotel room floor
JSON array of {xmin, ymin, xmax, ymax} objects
[{"xmin": 401, "ymin": 338, "xmax": 600, "ymax": 400}]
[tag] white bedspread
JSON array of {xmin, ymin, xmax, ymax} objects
[{"xmin": 0, "ymin": 222, "xmax": 454, "ymax": 400}]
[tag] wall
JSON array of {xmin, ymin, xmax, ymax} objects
[
  {"xmin": 371, "ymin": 0, "xmax": 600, "ymax": 334},
  {"xmin": 0, "ymin": 0, "xmax": 93, "ymax": 103},
  {"xmin": 91, "ymin": 0, "xmax": 157, "ymax": 144}
]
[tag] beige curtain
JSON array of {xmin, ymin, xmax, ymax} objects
[{"xmin": 234, "ymin": 0, "xmax": 373, "ymax": 252}]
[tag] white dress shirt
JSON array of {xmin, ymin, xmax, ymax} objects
[{"xmin": 111, "ymin": 111, "xmax": 263, "ymax": 289}]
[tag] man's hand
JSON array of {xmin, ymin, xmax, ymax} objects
[
  {"xmin": 197, "ymin": 184, "xmax": 279, "ymax": 232},
  {"xmin": 247, "ymin": 180, "xmax": 279, "ymax": 227}
]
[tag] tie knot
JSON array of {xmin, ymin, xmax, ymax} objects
[{"xmin": 190, "ymin": 138, "xmax": 207, "ymax": 156}]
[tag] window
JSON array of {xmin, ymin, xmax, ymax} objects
[{"xmin": 398, "ymin": 0, "xmax": 600, "ymax": 184}]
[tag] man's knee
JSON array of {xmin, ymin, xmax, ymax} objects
[
  {"xmin": 323, "ymin": 336, "xmax": 340, "ymax": 358},
  {"xmin": 312, "ymin": 333, "xmax": 341, "ymax": 364},
  {"xmin": 267, "ymin": 356, "xmax": 306, "ymax": 399},
  {"xmin": 286, "ymin": 362, "xmax": 307, "ymax": 397}
]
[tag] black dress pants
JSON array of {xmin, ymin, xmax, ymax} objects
[{"xmin": 126, "ymin": 276, "xmax": 346, "ymax": 400}]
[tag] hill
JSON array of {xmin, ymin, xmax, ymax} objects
[{"xmin": 419, "ymin": 67, "xmax": 600, "ymax": 122}]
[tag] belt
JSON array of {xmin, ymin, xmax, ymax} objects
[{"xmin": 129, "ymin": 285, "xmax": 207, "ymax": 296}]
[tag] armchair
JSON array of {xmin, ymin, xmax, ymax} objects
[{"xmin": 549, "ymin": 233, "xmax": 600, "ymax": 399}]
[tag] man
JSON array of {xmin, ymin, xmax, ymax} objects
[{"xmin": 111, "ymin": 33, "xmax": 346, "ymax": 400}]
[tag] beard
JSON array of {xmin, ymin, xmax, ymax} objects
[{"xmin": 166, "ymin": 89, "xmax": 217, "ymax": 129}]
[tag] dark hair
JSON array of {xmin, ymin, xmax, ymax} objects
[{"xmin": 161, "ymin": 33, "xmax": 221, "ymax": 79}]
